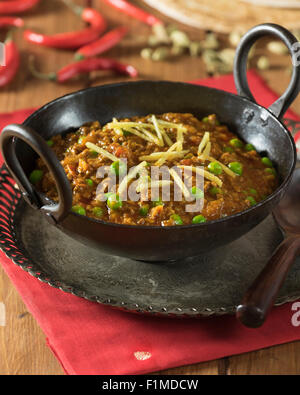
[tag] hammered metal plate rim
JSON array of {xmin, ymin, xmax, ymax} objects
[{"xmin": 1, "ymin": 154, "xmax": 300, "ymax": 318}]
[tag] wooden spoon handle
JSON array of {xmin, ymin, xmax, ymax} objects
[{"xmin": 236, "ymin": 235, "xmax": 300, "ymax": 328}]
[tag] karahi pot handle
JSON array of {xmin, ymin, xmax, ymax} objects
[
  {"xmin": 234, "ymin": 23, "xmax": 300, "ymax": 119},
  {"xmin": 0, "ymin": 123, "xmax": 72, "ymax": 224}
]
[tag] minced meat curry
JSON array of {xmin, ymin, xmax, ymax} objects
[{"xmin": 31, "ymin": 113, "xmax": 278, "ymax": 226}]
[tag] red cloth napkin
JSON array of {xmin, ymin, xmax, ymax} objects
[{"xmin": 1, "ymin": 71, "xmax": 300, "ymax": 375}]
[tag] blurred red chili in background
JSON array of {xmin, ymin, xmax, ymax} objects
[
  {"xmin": 0, "ymin": 0, "xmax": 40, "ymax": 15},
  {"xmin": 29, "ymin": 56, "xmax": 138, "ymax": 82},
  {"xmin": 0, "ymin": 33, "xmax": 20, "ymax": 87},
  {"xmin": 102, "ymin": 0, "xmax": 162, "ymax": 26},
  {"xmin": 24, "ymin": 1, "xmax": 107, "ymax": 49},
  {"xmin": 75, "ymin": 26, "xmax": 128, "ymax": 60},
  {"xmin": 0, "ymin": 17, "xmax": 24, "ymax": 29}
]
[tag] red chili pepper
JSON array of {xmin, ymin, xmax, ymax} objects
[
  {"xmin": 75, "ymin": 26, "xmax": 128, "ymax": 60},
  {"xmin": 102, "ymin": 0, "xmax": 162, "ymax": 26},
  {"xmin": 0, "ymin": 34, "xmax": 20, "ymax": 87},
  {"xmin": 24, "ymin": 1, "xmax": 107, "ymax": 49},
  {"xmin": 0, "ymin": 0, "xmax": 39, "ymax": 15},
  {"xmin": 29, "ymin": 56, "xmax": 138, "ymax": 83},
  {"xmin": 0, "ymin": 17, "xmax": 24, "ymax": 29}
]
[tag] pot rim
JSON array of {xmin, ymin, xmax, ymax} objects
[{"xmin": 23, "ymin": 80, "xmax": 297, "ymax": 230}]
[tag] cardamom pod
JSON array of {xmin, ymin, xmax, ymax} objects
[
  {"xmin": 218, "ymin": 48, "xmax": 236, "ymax": 66},
  {"xmin": 257, "ymin": 56, "xmax": 270, "ymax": 70},
  {"xmin": 152, "ymin": 23, "xmax": 170, "ymax": 44},
  {"xmin": 229, "ymin": 30, "xmax": 244, "ymax": 47},
  {"xmin": 267, "ymin": 41, "xmax": 288, "ymax": 55},
  {"xmin": 202, "ymin": 33, "xmax": 219, "ymax": 50},
  {"xmin": 170, "ymin": 30, "xmax": 191, "ymax": 48},
  {"xmin": 189, "ymin": 42, "xmax": 202, "ymax": 57},
  {"xmin": 140, "ymin": 48, "xmax": 153, "ymax": 60},
  {"xmin": 152, "ymin": 47, "xmax": 169, "ymax": 61}
]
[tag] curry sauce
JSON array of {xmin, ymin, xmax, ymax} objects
[{"xmin": 33, "ymin": 113, "xmax": 278, "ymax": 226}]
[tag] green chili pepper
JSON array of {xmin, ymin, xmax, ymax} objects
[
  {"xmin": 202, "ymin": 116, "xmax": 209, "ymax": 123},
  {"xmin": 228, "ymin": 162, "xmax": 243, "ymax": 176},
  {"xmin": 72, "ymin": 205, "xmax": 86, "ymax": 215},
  {"xmin": 192, "ymin": 215, "xmax": 207, "ymax": 224},
  {"xmin": 29, "ymin": 169, "xmax": 43, "ymax": 184},
  {"xmin": 170, "ymin": 214, "xmax": 183, "ymax": 225},
  {"xmin": 208, "ymin": 161, "xmax": 223, "ymax": 175}
]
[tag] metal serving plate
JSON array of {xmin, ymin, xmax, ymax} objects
[{"xmin": 0, "ymin": 162, "xmax": 300, "ymax": 318}]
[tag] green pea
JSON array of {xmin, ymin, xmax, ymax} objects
[
  {"xmin": 202, "ymin": 116, "xmax": 209, "ymax": 123},
  {"xmin": 246, "ymin": 196, "xmax": 257, "ymax": 206},
  {"xmin": 210, "ymin": 187, "xmax": 222, "ymax": 196},
  {"xmin": 139, "ymin": 204, "xmax": 149, "ymax": 216},
  {"xmin": 245, "ymin": 143, "xmax": 255, "ymax": 152},
  {"xmin": 223, "ymin": 146, "xmax": 234, "ymax": 153},
  {"xmin": 72, "ymin": 205, "xmax": 86, "ymax": 215},
  {"xmin": 85, "ymin": 179, "xmax": 93, "ymax": 187},
  {"xmin": 261, "ymin": 157, "xmax": 273, "ymax": 167},
  {"xmin": 90, "ymin": 150, "xmax": 98, "ymax": 158},
  {"xmin": 229, "ymin": 138, "xmax": 243, "ymax": 148},
  {"xmin": 170, "ymin": 214, "xmax": 183, "ymax": 225},
  {"xmin": 191, "ymin": 186, "xmax": 204, "ymax": 199},
  {"xmin": 228, "ymin": 162, "xmax": 243, "ymax": 176},
  {"xmin": 110, "ymin": 160, "xmax": 126, "ymax": 176},
  {"xmin": 92, "ymin": 207, "xmax": 103, "ymax": 217},
  {"xmin": 107, "ymin": 193, "xmax": 122, "ymax": 210},
  {"xmin": 29, "ymin": 169, "xmax": 43, "ymax": 184},
  {"xmin": 47, "ymin": 140, "xmax": 54, "ymax": 147},
  {"xmin": 152, "ymin": 198, "xmax": 164, "ymax": 207},
  {"xmin": 208, "ymin": 161, "xmax": 223, "ymax": 175},
  {"xmin": 248, "ymin": 188, "xmax": 257, "ymax": 196},
  {"xmin": 122, "ymin": 129, "xmax": 132, "ymax": 137},
  {"xmin": 265, "ymin": 167, "xmax": 276, "ymax": 176},
  {"xmin": 192, "ymin": 215, "xmax": 207, "ymax": 224},
  {"xmin": 104, "ymin": 192, "xmax": 114, "ymax": 200}
]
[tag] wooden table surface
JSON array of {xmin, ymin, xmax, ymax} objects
[{"xmin": 0, "ymin": 0, "xmax": 300, "ymax": 375}]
